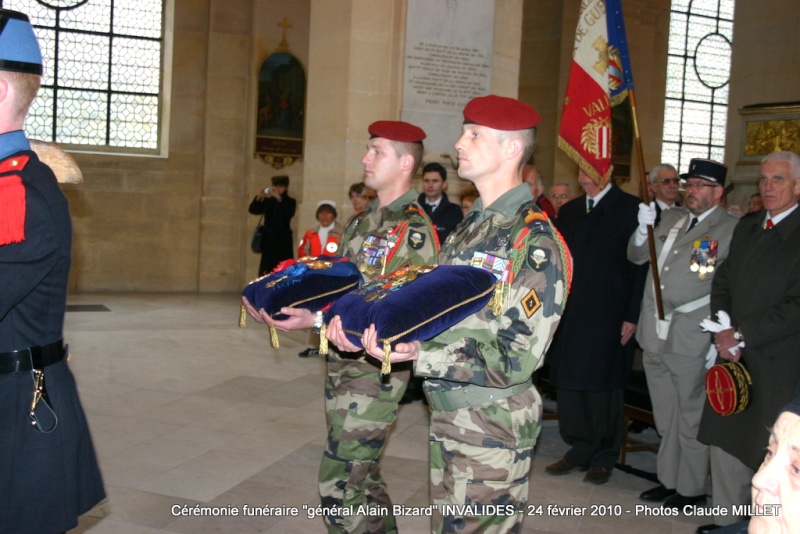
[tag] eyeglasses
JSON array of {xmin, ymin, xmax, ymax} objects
[
  {"xmin": 681, "ymin": 181, "xmax": 718, "ymax": 191},
  {"xmin": 658, "ymin": 178, "xmax": 680, "ymax": 185},
  {"xmin": 550, "ymin": 194, "xmax": 570, "ymax": 199}
]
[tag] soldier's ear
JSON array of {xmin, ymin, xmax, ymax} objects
[
  {"xmin": 400, "ymin": 153, "xmax": 413, "ymax": 172},
  {"xmin": 0, "ymin": 78, "xmax": 8, "ymax": 107},
  {"xmin": 503, "ymin": 137, "xmax": 523, "ymax": 162}
]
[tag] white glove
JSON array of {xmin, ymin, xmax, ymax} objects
[
  {"xmin": 638, "ymin": 202, "xmax": 657, "ymax": 231},
  {"xmin": 704, "ymin": 344, "xmax": 716, "ymax": 370},
  {"xmin": 700, "ymin": 310, "xmax": 744, "ymax": 359}
]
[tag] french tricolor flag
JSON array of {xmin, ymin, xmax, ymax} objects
[{"xmin": 558, "ymin": 0, "xmax": 634, "ymax": 186}]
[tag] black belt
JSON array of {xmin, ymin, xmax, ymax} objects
[{"xmin": 0, "ymin": 339, "xmax": 65, "ymax": 375}]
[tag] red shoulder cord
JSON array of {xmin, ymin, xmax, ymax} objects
[{"xmin": 0, "ymin": 155, "xmax": 30, "ymax": 246}]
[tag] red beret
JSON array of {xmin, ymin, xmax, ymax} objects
[
  {"xmin": 368, "ymin": 121, "xmax": 426, "ymax": 143},
  {"xmin": 463, "ymin": 95, "xmax": 541, "ymax": 130}
]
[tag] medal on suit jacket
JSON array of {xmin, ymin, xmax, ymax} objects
[{"xmin": 690, "ymin": 237, "xmax": 718, "ymax": 279}]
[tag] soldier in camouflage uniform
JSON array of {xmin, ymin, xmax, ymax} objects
[
  {"xmin": 244, "ymin": 120, "xmax": 438, "ymax": 533},
  {"xmin": 350, "ymin": 96, "xmax": 571, "ymax": 533}
]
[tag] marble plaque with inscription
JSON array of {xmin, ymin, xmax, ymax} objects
[{"xmin": 401, "ymin": 0, "xmax": 494, "ymax": 158}]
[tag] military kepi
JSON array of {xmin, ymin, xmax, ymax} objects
[
  {"xmin": 0, "ymin": 9, "xmax": 43, "ymax": 75},
  {"xmin": 681, "ymin": 158, "xmax": 727, "ymax": 187},
  {"xmin": 368, "ymin": 121, "xmax": 426, "ymax": 143},
  {"xmin": 463, "ymin": 95, "xmax": 541, "ymax": 131}
]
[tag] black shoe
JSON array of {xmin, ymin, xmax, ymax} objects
[
  {"xmin": 298, "ymin": 348, "xmax": 319, "ymax": 357},
  {"xmin": 639, "ymin": 484, "xmax": 676, "ymax": 502},
  {"xmin": 583, "ymin": 467, "xmax": 612, "ymax": 485},
  {"xmin": 663, "ymin": 493, "xmax": 706, "ymax": 510},
  {"xmin": 696, "ymin": 524, "xmax": 721, "ymax": 534},
  {"xmin": 545, "ymin": 458, "xmax": 587, "ymax": 476}
]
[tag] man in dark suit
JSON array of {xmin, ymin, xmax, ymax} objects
[
  {"xmin": 405, "ymin": 161, "xmax": 465, "ymax": 404},
  {"xmin": 545, "ymin": 169, "xmax": 647, "ymax": 485},
  {"xmin": 417, "ymin": 162, "xmax": 463, "ymax": 244},
  {"xmin": 696, "ymin": 150, "xmax": 800, "ymax": 533}
]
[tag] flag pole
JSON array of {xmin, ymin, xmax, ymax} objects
[{"xmin": 629, "ymin": 89, "xmax": 665, "ymax": 320}]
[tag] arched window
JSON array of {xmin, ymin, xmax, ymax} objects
[
  {"xmin": 661, "ymin": 0, "xmax": 734, "ymax": 170},
  {"xmin": 2, "ymin": 0, "xmax": 168, "ymax": 154}
]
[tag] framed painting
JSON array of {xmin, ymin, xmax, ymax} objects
[{"xmin": 255, "ymin": 52, "xmax": 306, "ymax": 169}]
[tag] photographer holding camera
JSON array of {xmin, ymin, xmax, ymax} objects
[{"xmin": 249, "ymin": 175, "xmax": 296, "ymax": 275}]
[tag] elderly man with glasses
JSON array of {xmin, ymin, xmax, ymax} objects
[{"xmin": 648, "ymin": 163, "xmax": 682, "ymax": 226}]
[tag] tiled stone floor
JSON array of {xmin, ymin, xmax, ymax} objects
[{"xmin": 62, "ymin": 292, "xmax": 709, "ymax": 533}]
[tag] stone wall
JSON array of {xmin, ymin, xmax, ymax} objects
[{"xmin": 58, "ymin": 0, "xmax": 800, "ymax": 293}]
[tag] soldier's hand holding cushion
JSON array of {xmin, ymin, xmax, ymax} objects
[
  {"xmin": 324, "ymin": 315, "xmax": 363, "ymax": 352},
  {"xmin": 240, "ymin": 295, "xmax": 315, "ymax": 331},
  {"xmin": 360, "ymin": 324, "xmax": 420, "ymax": 363}
]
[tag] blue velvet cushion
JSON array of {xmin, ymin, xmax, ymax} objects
[
  {"xmin": 325, "ymin": 264, "xmax": 497, "ymax": 361},
  {"xmin": 242, "ymin": 256, "xmax": 362, "ymax": 320}
]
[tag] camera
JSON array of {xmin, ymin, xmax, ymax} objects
[{"xmin": 263, "ymin": 187, "xmax": 273, "ymax": 194}]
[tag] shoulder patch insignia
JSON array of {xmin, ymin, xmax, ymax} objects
[
  {"xmin": 404, "ymin": 204, "xmax": 425, "ymax": 217},
  {"xmin": 0, "ymin": 155, "xmax": 30, "ymax": 175},
  {"xmin": 521, "ymin": 288, "xmax": 541, "ymax": 318},
  {"xmin": 408, "ymin": 230, "xmax": 426, "ymax": 250},
  {"xmin": 524, "ymin": 207, "xmax": 548, "ymax": 225},
  {"xmin": 527, "ymin": 245, "xmax": 550, "ymax": 271}
]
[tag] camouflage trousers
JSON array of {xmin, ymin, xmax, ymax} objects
[
  {"xmin": 319, "ymin": 355, "xmax": 411, "ymax": 534},
  {"xmin": 429, "ymin": 439, "xmax": 531, "ymax": 534}
]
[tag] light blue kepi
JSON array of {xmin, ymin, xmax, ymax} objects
[{"xmin": 0, "ymin": 9, "xmax": 42, "ymax": 75}]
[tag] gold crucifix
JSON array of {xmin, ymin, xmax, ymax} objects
[{"xmin": 277, "ymin": 17, "xmax": 293, "ymax": 51}]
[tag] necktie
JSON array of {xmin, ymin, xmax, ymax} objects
[
  {"xmin": 427, "ymin": 203, "xmax": 436, "ymax": 213},
  {"xmin": 687, "ymin": 217, "xmax": 698, "ymax": 233},
  {"xmin": 765, "ymin": 219, "xmax": 774, "ymax": 229},
  {"xmin": 587, "ymin": 198, "xmax": 594, "ymax": 213}
]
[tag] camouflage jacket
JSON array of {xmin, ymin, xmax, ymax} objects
[
  {"xmin": 340, "ymin": 187, "xmax": 439, "ymax": 285},
  {"xmin": 416, "ymin": 183, "xmax": 570, "ymax": 448}
]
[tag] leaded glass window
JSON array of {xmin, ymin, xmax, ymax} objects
[
  {"xmin": 0, "ymin": 0, "xmax": 165, "ymax": 152},
  {"xmin": 661, "ymin": 0, "xmax": 734, "ymax": 171}
]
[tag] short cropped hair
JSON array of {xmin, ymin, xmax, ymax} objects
[
  {"xmin": 422, "ymin": 162, "xmax": 447, "ymax": 181},
  {"xmin": 389, "ymin": 140, "xmax": 424, "ymax": 177},
  {"xmin": 649, "ymin": 163, "xmax": 678, "ymax": 183},
  {"xmin": 762, "ymin": 151, "xmax": 800, "ymax": 180},
  {"xmin": 496, "ymin": 127, "xmax": 537, "ymax": 171},
  {"xmin": 348, "ymin": 182, "xmax": 365, "ymax": 197}
]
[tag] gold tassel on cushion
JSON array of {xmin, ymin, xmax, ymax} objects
[
  {"xmin": 269, "ymin": 324, "xmax": 279, "ymax": 348},
  {"xmin": 319, "ymin": 324, "xmax": 329, "ymax": 355},
  {"xmin": 381, "ymin": 340, "xmax": 392, "ymax": 375},
  {"xmin": 239, "ymin": 305, "xmax": 247, "ymax": 327}
]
